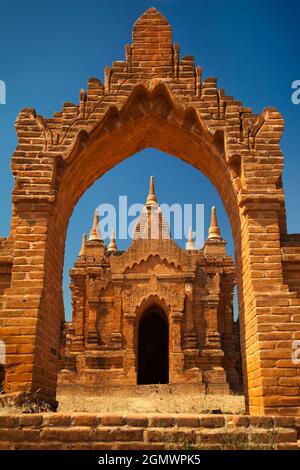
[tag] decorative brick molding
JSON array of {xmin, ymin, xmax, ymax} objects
[
  {"xmin": 0, "ymin": 413, "xmax": 298, "ymax": 450},
  {"xmin": 0, "ymin": 7, "xmax": 299, "ymax": 415}
]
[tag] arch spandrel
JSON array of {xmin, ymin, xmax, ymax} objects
[{"xmin": 10, "ymin": 49, "xmax": 286, "ymax": 245}]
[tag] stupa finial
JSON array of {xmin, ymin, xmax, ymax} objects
[
  {"xmin": 79, "ymin": 233, "xmax": 87, "ymax": 256},
  {"xmin": 145, "ymin": 175, "xmax": 158, "ymax": 207},
  {"xmin": 89, "ymin": 208, "xmax": 102, "ymax": 241},
  {"xmin": 208, "ymin": 206, "xmax": 221, "ymax": 240},
  {"xmin": 185, "ymin": 227, "xmax": 196, "ymax": 250},
  {"xmin": 107, "ymin": 229, "xmax": 118, "ymax": 253}
]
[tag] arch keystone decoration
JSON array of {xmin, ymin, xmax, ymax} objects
[{"xmin": 0, "ymin": 7, "xmax": 299, "ymax": 415}]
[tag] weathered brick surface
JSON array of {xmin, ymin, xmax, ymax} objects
[
  {"xmin": 125, "ymin": 414, "xmax": 148, "ymax": 428},
  {"xmin": 101, "ymin": 415, "xmax": 125, "ymax": 427},
  {"xmin": 148, "ymin": 415, "xmax": 176, "ymax": 428},
  {"xmin": 70, "ymin": 414, "xmax": 99, "ymax": 427},
  {"xmin": 199, "ymin": 416, "xmax": 225, "ymax": 428},
  {"xmin": 0, "ymin": 7, "xmax": 299, "ymax": 415},
  {"xmin": 0, "ymin": 413, "xmax": 297, "ymax": 450},
  {"xmin": 175, "ymin": 415, "xmax": 200, "ymax": 427}
]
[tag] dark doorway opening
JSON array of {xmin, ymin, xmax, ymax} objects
[{"xmin": 137, "ymin": 307, "xmax": 169, "ymax": 385}]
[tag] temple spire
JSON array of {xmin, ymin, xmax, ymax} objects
[
  {"xmin": 208, "ymin": 206, "xmax": 221, "ymax": 240},
  {"xmin": 107, "ymin": 229, "xmax": 118, "ymax": 253},
  {"xmin": 79, "ymin": 233, "xmax": 87, "ymax": 256},
  {"xmin": 89, "ymin": 208, "xmax": 102, "ymax": 241},
  {"xmin": 185, "ymin": 227, "xmax": 196, "ymax": 250},
  {"xmin": 145, "ymin": 175, "xmax": 158, "ymax": 207}
]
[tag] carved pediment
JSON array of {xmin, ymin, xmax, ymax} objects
[
  {"xmin": 110, "ymin": 238, "xmax": 197, "ymax": 274},
  {"xmin": 122, "ymin": 274, "xmax": 185, "ymax": 314},
  {"xmin": 124, "ymin": 254, "xmax": 182, "ymax": 275}
]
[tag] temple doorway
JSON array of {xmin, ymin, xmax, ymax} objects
[{"xmin": 137, "ymin": 307, "xmax": 169, "ymax": 385}]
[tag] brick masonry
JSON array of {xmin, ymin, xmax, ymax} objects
[
  {"xmin": 0, "ymin": 7, "xmax": 300, "ymax": 415},
  {"xmin": 0, "ymin": 413, "xmax": 298, "ymax": 450}
]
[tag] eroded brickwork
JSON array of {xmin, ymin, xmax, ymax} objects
[{"xmin": 0, "ymin": 7, "xmax": 299, "ymax": 415}]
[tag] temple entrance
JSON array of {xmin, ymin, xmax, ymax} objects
[{"xmin": 137, "ymin": 307, "xmax": 169, "ymax": 385}]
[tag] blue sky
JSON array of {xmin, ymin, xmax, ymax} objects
[{"xmin": 0, "ymin": 0, "xmax": 299, "ymax": 320}]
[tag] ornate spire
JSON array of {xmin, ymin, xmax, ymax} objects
[
  {"xmin": 79, "ymin": 233, "xmax": 87, "ymax": 256},
  {"xmin": 133, "ymin": 175, "xmax": 170, "ymax": 240},
  {"xmin": 107, "ymin": 229, "xmax": 118, "ymax": 253},
  {"xmin": 145, "ymin": 175, "xmax": 158, "ymax": 207},
  {"xmin": 185, "ymin": 227, "xmax": 196, "ymax": 250},
  {"xmin": 89, "ymin": 208, "xmax": 102, "ymax": 241},
  {"xmin": 208, "ymin": 206, "xmax": 221, "ymax": 240}
]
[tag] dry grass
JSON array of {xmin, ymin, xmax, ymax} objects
[
  {"xmin": 57, "ymin": 389, "xmax": 245, "ymax": 414},
  {"xmin": 0, "ymin": 385, "xmax": 245, "ymax": 415},
  {"xmin": 0, "ymin": 398, "xmax": 51, "ymax": 414}
]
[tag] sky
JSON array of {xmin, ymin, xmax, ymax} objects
[{"xmin": 0, "ymin": 0, "xmax": 299, "ymax": 320}]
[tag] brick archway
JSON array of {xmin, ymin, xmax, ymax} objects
[{"xmin": 0, "ymin": 7, "xmax": 299, "ymax": 415}]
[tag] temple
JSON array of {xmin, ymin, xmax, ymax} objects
[{"xmin": 59, "ymin": 177, "xmax": 242, "ymax": 393}]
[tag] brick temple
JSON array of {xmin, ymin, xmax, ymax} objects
[{"xmin": 59, "ymin": 177, "xmax": 242, "ymax": 393}]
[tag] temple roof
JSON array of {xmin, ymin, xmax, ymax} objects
[
  {"xmin": 133, "ymin": 176, "xmax": 170, "ymax": 241},
  {"xmin": 75, "ymin": 177, "xmax": 228, "ymax": 266}
]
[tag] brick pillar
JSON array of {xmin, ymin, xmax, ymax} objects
[
  {"xmin": 239, "ymin": 193, "xmax": 300, "ymax": 415},
  {"xmin": 0, "ymin": 198, "xmax": 63, "ymax": 404},
  {"xmin": 201, "ymin": 300, "xmax": 224, "ymax": 368},
  {"xmin": 199, "ymin": 270, "xmax": 229, "ymax": 392},
  {"xmin": 86, "ymin": 298, "xmax": 99, "ymax": 345},
  {"xmin": 123, "ymin": 312, "xmax": 136, "ymax": 383},
  {"xmin": 183, "ymin": 281, "xmax": 197, "ymax": 349},
  {"xmin": 183, "ymin": 281, "xmax": 199, "ymax": 374},
  {"xmin": 204, "ymin": 300, "xmax": 222, "ymax": 349},
  {"xmin": 110, "ymin": 284, "xmax": 123, "ymax": 349},
  {"xmin": 200, "ymin": 298, "xmax": 229, "ymax": 393},
  {"xmin": 202, "ymin": 272, "xmax": 222, "ymax": 350},
  {"xmin": 70, "ymin": 278, "xmax": 85, "ymax": 351},
  {"xmin": 169, "ymin": 310, "xmax": 184, "ymax": 382}
]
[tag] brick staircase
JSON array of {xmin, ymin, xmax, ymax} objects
[{"xmin": 0, "ymin": 413, "xmax": 298, "ymax": 450}]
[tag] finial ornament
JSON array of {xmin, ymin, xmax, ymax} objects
[
  {"xmin": 185, "ymin": 227, "xmax": 196, "ymax": 250},
  {"xmin": 89, "ymin": 208, "xmax": 102, "ymax": 241},
  {"xmin": 208, "ymin": 206, "xmax": 221, "ymax": 239},
  {"xmin": 79, "ymin": 233, "xmax": 87, "ymax": 256},
  {"xmin": 145, "ymin": 175, "xmax": 158, "ymax": 207},
  {"xmin": 107, "ymin": 229, "xmax": 118, "ymax": 252}
]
